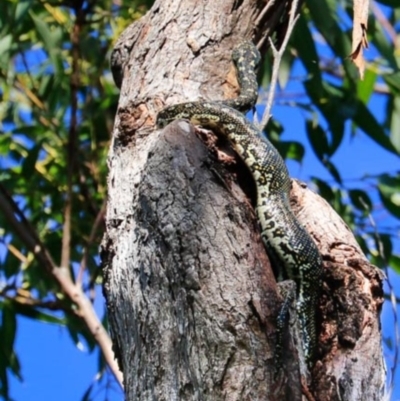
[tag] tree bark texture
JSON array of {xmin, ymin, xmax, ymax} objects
[{"xmin": 101, "ymin": 0, "xmax": 386, "ymax": 400}]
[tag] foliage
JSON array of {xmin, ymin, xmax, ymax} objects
[{"xmin": 0, "ymin": 0, "xmax": 398, "ymax": 400}]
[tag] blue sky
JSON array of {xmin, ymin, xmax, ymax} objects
[
  {"xmin": 10, "ymin": 310, "xmax": 123, "ymax": 401},
  {"xmin": 10, "ymin": 316, "xmax": 122, "ymax": 400}
]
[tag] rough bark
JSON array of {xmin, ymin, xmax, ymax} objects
[
  {"xmin": 291, "ymin": 181, "xmax": 385, "ymax": 401},
  {"xmin": 101, "ymin": 0, "xmax": 386, "ymax": 400}
]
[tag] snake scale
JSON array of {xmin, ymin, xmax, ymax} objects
[{"xmin": 156, "ymin": 42, "xmax": 323, "ymax": 366}]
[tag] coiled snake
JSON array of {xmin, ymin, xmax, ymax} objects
[{"xmin": 157, "ymin": 42, "xmax": 323, "ymax": 366}]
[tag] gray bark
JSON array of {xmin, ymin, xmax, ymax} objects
[
  {"xmin": 101, "ymin": 0, "xmax": 386, "ymax": 400},
  {"xmin": 291, "ymin": 181, "xmax": 386, "ymax": 401}
]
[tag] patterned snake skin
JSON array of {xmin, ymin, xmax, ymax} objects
[{"xmin": 156, "ymin": 42, "xmax": 323, "ymax": 365}]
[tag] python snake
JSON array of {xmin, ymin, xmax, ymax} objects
[{"xmin": 156, "ymin": 42, "xmax": 323, "ymax": 365}]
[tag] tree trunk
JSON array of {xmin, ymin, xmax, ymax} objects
[{"xmin": 101, "ymin": 0, "xmax": 386, "ymax": 400}]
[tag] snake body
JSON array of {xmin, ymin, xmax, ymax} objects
[{"xmin": 157, "ymin": 42, "xmax": 323, "ymax": 365}]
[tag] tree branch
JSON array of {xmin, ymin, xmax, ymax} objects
[{"xmin": 258, "ymin": 0, "xmax": 300, "ymax": 130}]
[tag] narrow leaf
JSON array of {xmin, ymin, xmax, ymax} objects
[
  {"xmin": 14, "ymin": 0, "xmax": 32, "ymax": 26},
  {"xmin": 378, "ymin": 174, "xmax": 400, "ymax": 219},
  {"xmin": 324, "ymin": 160, "xmax": 342, "ymax": 184},
  {"xmin": 21, "ymin": 143, "xmax": 42, "ymax": 179},
  {"xmin": 349, "ymin": 189, "xmax": 372, "ymax": 212},
  {"xmin": 357, "ymin": 68, "xmax": 377, "ymax": 104},
  {"xmin": 353, "ymin": 100, "xmax": 397, "ymax": 154},
  {"xmin": 0, "ymin": 34, "xmax": 12, "ymax": 68},
  {"xmin": 14, "ymin": 303, "xmax": 66, "ymax": 325},
  {"xmin": 389, "ymin": 96, "xmax": 400, "ymax": 153},
  {"xmin": 312, "ymin": 177, "xmax": 335, "ymax": 204},
  {"xmin": 305, "ymin": 119, "xmax": 329, "ymax": 160},
  {"xmin": 274, "ymin": 141, "xmax": 305, "ymax": 162},
  {"xmin": 389, "ymin": 255, "xmax": 400, "ymax": 274}
]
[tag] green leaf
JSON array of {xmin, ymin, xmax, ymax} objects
[
  {"xmin": 8, "ymin": 350, "xmax": 21, "ymax": 381},
  {"xmin": 378, "ymin": 174, "xmax": 400, "ymax": 219},
  {"xmin": 30, "ymin": 12, "xmax": 58, "ymax": 52},
  {"xmin": 81, "ymin": 382, "xmax": 94, "ymax": 401},
  {"xmin": 0, "ymin": 133, "xmax": 12, "ymax": 156},
  {"xmin": 355, "ymin": 235, "xmax": 369, "ymax": 256},
  {"xmin": 0, "ymin": 301, "xmax": 22, "ymax": 382},
  {"xmin": 312, "ymin": 177, "xmax": 335, "ymax": 204},
  {"xmin": 389, "ymin": 96, "xmax": 400, "ymax": 153},
  {"xmin": 305, "ymin": 119, "xmax": 330, "ymax": 160},
  {"xmin": 348, "ymin": 189, "xmax": 372, "ymax": 212},
  {"xmin": 13, "ymin": 303, "xmax": 66, "ymax": 325},
  {"xmin": 324, "ymin": 160, "xmax": 342, "ymax": 184},
  {"xmin": 373, "ymin": 234, "xmax": 393, "ymax": 265},
  {"xmin": 14, "ymin": 0, "xmax": 32, "ymax": 27},
  {"xmin": 21, "ymin": 143, "xmax": 42, "ymax": 179},
  {"xmin": 369, "ymin": 16, "xmax": 398, "ymax": 69},
  {"xmin": 65, "ymin": 314, "xmax": 96, "ymax": 352},
  {"xmin": 265, "ymin": 118, "xmax": 284, "ymax": 139},
  {"xmin": 389, "ymin": 255, "xmax": 400, "ymax": 274},
  {"xmin": 375, "ymin": 0, "xmax": 400, "ymax": 6},
  {"xmin": 3, "ymin": 246, "xmax": 20, "ymax": 279},
  {"xmin": 0, "ymin": 358, "xmax": 9, "ymax": 400},
  {"xmin": 292, "ymin": 15, "xmax": 323, "ymax": 98},
  {"xmin": 304, "ymin": 82, "xmax": 346, "ymax": 155},
  {"xmin": 0, "ymin": 34, "xmax": 12, "ymax": 67},
  {"xmin": 30, "ymin": 12, "xmax": 63, "ymax": 75},
  {"xmin": 278, "ymin": 51, "xmax": 294, "ymax": 89},
  {"xmin": 353, "ymin": 100, "xmax": 397, "ymax": 154},
  {"xmin": 0, "ymin": 302, "xmax": 17, "ymax": 355},
  {"xmin": 383, "ymin": 335, "xmax": 393, "ymax": 350},
  {"xmin": 274, "ymin": 140, "xmax": 305, "ymax": 162},
  {"xmin": 306, "ymin": 0, "xmax": 352, "ymax": 58},
  {"xmin": 384, "ymin": 72, "xmax": 400, "ymax": 94},
  {"xmin": 357, "ymin": 68, "xmax": 377, "ymax": 104}
]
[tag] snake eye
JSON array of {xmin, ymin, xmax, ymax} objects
[
  {"xmin": 159, "ymin": 119, "xmax": 167, "ymax": 128},
  {"xmin": 156, "ymin": 115, "xmax": 168, "ymax": 128}
]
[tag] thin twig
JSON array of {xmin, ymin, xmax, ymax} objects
[
  {"xmin": 5, "ymin": 293, "xmax": 68, "ymax": 311},
  {"xmin": 371, "ymin": 1, "xmax": 397, "ymax": 45},
  {"xmin": 258, "ymin": 0, "xmax": 300, "ymax": 130},
  {"xmin": 255, "ymin": 0, "xmax": 276, "ymax": 28}
]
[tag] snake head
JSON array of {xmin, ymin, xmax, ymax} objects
[
  {"xmin": 157, "ymin": 104, "xmax": 192, "ymax": 128},
  {"xmin": 232, "ymin": 41, "xmax": 261, "ymax": 70},
  {"xmin": 156, "ymin": 108, "xmax": 175, "ymax": 128},
  {"xmin": 156, "ymin": 115, "xmax": 169, "ymax": 128}
]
